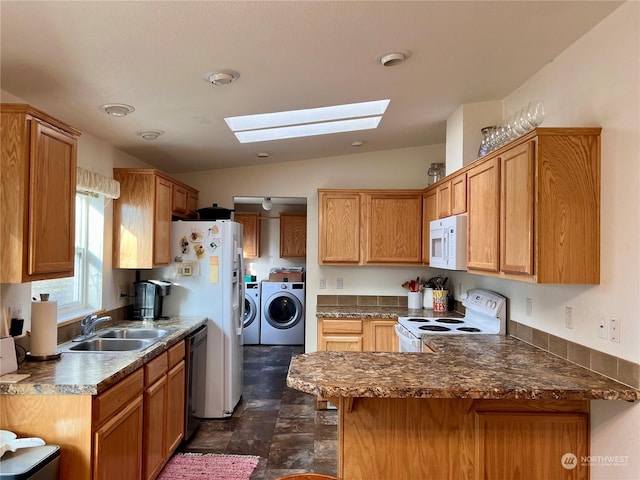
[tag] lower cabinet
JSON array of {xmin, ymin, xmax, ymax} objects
[{"xmin": 316, "ymin": 317, "xmax": 397, "ymax": 408}]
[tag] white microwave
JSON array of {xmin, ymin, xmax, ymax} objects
[{"xmin": 429, "ymin": 214, "xmax": 467, "ymax": 270}]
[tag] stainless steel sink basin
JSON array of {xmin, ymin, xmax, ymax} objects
[
  {"xmin": 97, "ymin": 328, "xmax": 172, "ymax": 340},
  {"xmin": 67, "ymin": 338, "xmax": 153, "ymax": 352}
]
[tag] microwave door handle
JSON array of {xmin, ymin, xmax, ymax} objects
[{"xmin": 443, "ymin": 230, "xmax": 449, "ymax": 266}]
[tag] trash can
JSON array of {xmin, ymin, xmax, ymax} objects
[{"xmin": 0, "ymin": 445, "xmax": 60, "ymax": 480}]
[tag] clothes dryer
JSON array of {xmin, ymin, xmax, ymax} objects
[
  {"xmin": 243, "ymin": 282, "xmax": 261, "ymax": 344},
  {"xmin": 260, "ymin": 281, "xmax": 305, "ymax": 345}
]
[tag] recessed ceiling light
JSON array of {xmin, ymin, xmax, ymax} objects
[
  {"xmin": 100, "ymin": 103, "xmax": 135, "ymax": 117},
  {"xmin": 256, "ymin": 152, "xmax": 271, "ymax": 158},
  {"xmin": 351, "ymin": 141, "xmax": 364, "ymax": 147},
  {"xmin": 136, "ymin": 129, "xmax": 164, "ymax": 140},
  {"xmin": 203, "ymin": 70, "xmax": 240, "ymax": 86},
  {"xmin": 225, "ymin": 99, "xmax": 389, "ymax": 143},
  {"xmin": 375, "ymin": 49, "xmax": 412, "ymax": 67}
]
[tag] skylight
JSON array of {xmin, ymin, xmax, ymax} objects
[{"xmin": 225, "ymin": 99, "xmax": 390, "ymax": 144}]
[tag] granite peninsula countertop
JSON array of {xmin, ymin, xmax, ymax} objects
[
  {"xmin": 0, "ymin": 317, "xmax": 206, "ymax": 396},
  {"xmin": 287, "ymin": 335, "xmax": 639, "ymax": 402}
]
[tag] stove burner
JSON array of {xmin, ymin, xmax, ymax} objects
[
  {"xmin": 436, "ymin": 318, "xmax": 464, "ymax": 324},
  {"xmin": 419, "ymin": 325, "xmax": 451, "ymax": 332},
  {"xmin": 407, "ymin": 318, "xmax": 431, "ymax": 323},
  {"xmin": 457, "ymin": 327, "xmax": 482, "ymax": 332}
]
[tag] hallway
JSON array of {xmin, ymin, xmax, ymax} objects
[{"xmin": 180, "ymin": 345, "xmax": 338, "ymax": 480}]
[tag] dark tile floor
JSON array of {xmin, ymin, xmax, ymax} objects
[{"xmin": 180, "ymin": 345, "xmax": 338, "ymax": 480}]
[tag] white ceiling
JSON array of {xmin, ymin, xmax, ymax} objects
[{"xmin": 0, "ymin": 1, "xmax": 621, "ymax": 174}]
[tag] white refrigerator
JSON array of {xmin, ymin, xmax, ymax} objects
[{"xmin": 161, "ymin": 220, "xmax": 244, "ymax": 418}]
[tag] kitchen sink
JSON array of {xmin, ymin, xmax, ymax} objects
[
  {"xmin": 67, "ymin": 338, "xmax": 154, "ymax": 352},
  {"xmin": 97, "ymin": 328, "xmax": 172, "ymax": 340}
]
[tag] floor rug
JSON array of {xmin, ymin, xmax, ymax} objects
[{"xmin": 158, "ymin": 453, "xmax": 260, "ymax": 480}]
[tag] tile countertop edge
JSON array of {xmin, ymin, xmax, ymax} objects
[
  {"xmin": 0, "ymin": 317, "xmax": 207, "ymax": 396},
  {"xmin": 315, "ymin": 306, "xmax": 461, "ymax": 319},
  {"xmin": 286, "ymin": 337, "xmax": 640, "ymax": 402}
]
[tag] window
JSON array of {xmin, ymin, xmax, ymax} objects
[{"xmin": 31, "ymin": 193, "xmax": 104, "ymax": 322}]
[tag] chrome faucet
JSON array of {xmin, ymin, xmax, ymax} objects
[{"xmin": 74, "ymin": 314, "xmax": 112, "ymax": 341}]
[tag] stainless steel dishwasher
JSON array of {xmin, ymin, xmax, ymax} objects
[{"xmin": 184, "ymin": 324, "xmax": 207, "ymax": 440}]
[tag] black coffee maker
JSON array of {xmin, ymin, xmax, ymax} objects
[{"xmin": 132, "ymin": 280, "xmax": 172, "ymax": 320}]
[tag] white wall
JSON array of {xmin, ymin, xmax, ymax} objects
[
  {"xmin": 445, "ymin": 4, "xmax": 640, "ymax": 478},
  {"xmin": 0, "ymin": 89, "xmax": 153, "ymax": 330}
]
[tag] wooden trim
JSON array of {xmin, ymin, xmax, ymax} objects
[{"xmin": 1, "ymin": 103, "xmax": 82, "ymax": 137}]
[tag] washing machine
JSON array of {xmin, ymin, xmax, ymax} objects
[
  {"xmin": 243, "ymin": 282, "xmax": 261, "ymax": 344},
  {"xmin": 260, "ymin": 281, "xmax": 305, "ymax": 345}
]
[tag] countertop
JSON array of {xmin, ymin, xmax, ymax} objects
[
  {"xmin": 0, "ymin": 317, "xmax": 206, "ymax": 395},
  {"xmin": 316, "ymin": 306, "xmax": 460, "ymax": 319},
  {"xmin": 287, "ymin": 335, "xmax": 639, "ymax": 402}
]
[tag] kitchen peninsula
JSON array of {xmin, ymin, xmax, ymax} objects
[{"xmin": 287, "ymin": 336, "xmax": 638, "ymax": 479}]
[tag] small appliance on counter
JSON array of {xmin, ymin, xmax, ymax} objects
[{"xmin": 132, "ymin": 280, "xmax": 172, "ymax": 320}]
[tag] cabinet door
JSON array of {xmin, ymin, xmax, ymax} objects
[
  {"xmin": 501, "ymin": 142, "xmax": 535, "ymax": 275},
  {"xmin": 451, "ymin": 173, "xmax": 467, "ymax": 215},
  {"xmin": 280, "ymin": 213, "xmax": 307, "ymax": 258},
  {"xmin": 363, "ymin": 192, "xmax": 422, "ymax": 264},
  {"xmin": 436, "ymin": 181, "xmax": 452, "ymax": 218},
  {"xmin": 143, "ymin": 376, "xmax": 168, "ymax": 480},
  {"xmin": 364, "ymin": 319, "xmax": 398, "ymax": 352},
  {"xmin": 235, "ymin": 213, "xmax": 260, "ymax": 258},
  {"xmin": 94, "ymin": 396, "xmax": 144, "ymax": 480},
  {"xmin": 28, "ymin": 120, "xmax": 77, "ymax": 278},
  {"xmin": 320, "ymin": 335, "xmax": 363, "ymax": 352},
  {"xmin": 467, "ymin": 158, "xmax": 500, "ymax": 272},
  {"xmin": 187, "ymin": 190, "xmax": 198, "ymax": 218},
  {"xmin": 172, "ymin": 183, "xmax": 188, "ymax": 216},
  {"xmin": 422, "ymin": 188, "xmax": 437, "ymax": 264},
  {"xmin": 318, "ymin": 191, "xmax": 361, "ymax": 264},
  {"xmin": 166, "ymin": 361, "xmax": 186, "ymax": 457},
  {"xmin": 153, "ymin": 177, "xmax": 172, "ymax": 266},
  {"xmin": 476, "ymin": 412, "xmax": 588, "ymax": 480}
]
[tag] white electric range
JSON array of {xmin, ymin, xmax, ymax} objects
[{"xmin": 395, "ymin": 288, "xmax": 507, "ymax": 352}]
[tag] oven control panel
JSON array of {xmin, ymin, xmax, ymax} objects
[{"xmin": 461, "ymin": 289, "xmax": 506, "ymax": 319}]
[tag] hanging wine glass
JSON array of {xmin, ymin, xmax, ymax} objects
[{"xmin": 526, "ymin": 101, "xmax": 545, "ymax": 128}]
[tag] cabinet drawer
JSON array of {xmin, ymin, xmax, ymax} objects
[
  {"xmin": 321, "ymin": 319, "xmax": 363, "ymax": 334},
  {"xmin": 145, "ymin": 352, "xmax": 168, "ymax": 386},
  {"xmin": 168, "ymin": 341, "xmax": 185, "ymax": 369},
  {"xmin": 93, "ymin": 368, "xmax": 144, "ymax": 427}
]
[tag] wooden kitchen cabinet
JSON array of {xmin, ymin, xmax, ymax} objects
[
  {"xmin": 436, "ymin": 181, "xmax": 452, "ymax": 218},
  {"xmin": 187, "ymin": 190, "xmax": 198, "ymax": 218},
  {"xmin": 172, "ymin": 182, "xmax": 199, "ymax": 219},
  {"xmin": 235, "ymin": 212, "xmax": 261, "ymax": 258},
  {"xmin": 280, "ymin": 212, "xmax": 307, "ymax": 258},
  {"xmin": 464, "ymin": 128, "xmax": 601, "ymax": 283},
  {"xmin": 422, "ymin": 187, "xmax": 438, "ymax": 264},
  {"xmin": 466, "ymin": 156, "xmax": 500, "ymax": 272},
  {"xmin": 113, "ymin": 169, "xmax": 198, "ymax": 268},
  {"xmin": 318, "ymin": 188, "xmax": 423, "ymax": 265},
  {"xmin": 450, "ymin": 172, "xmax": 467, "ymax": 215},
  {"xmin": 166, "ymin": 342, "xmax": 186, "ymax": 457},
  {"xmin": 363, "ymin": 319, "xmax": 399, "ymax": 352},
  {"xmin": 318, "ymin": 190, "xmax": 361, "ymax": 264},
  {"xmin": 0, "ymin": 104, "xmax": 81, "ymax": 283}
]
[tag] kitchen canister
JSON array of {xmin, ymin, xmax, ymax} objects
[
  {"xmin": 433, "ymin": 290, "xmax": 448, "ymax": 312},
  {"xmin": 407, "ymin": 291, "xmax": 423, "ymax": 310},
  {"xmin": 422, "ymin": 288, "xmax": 434, "ymax": 309},
  {"xmin": 29, "ymin": 294, "xmax": 58, "ymax": 359}
]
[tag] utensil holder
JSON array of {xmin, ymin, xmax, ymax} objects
[
  {"xmin": 407, "ymin": 291, "xmax": 423, "ymax": 310},
  {"xmin": 433, "ymin": 290, "xmax": 448, "ymax": 312}
]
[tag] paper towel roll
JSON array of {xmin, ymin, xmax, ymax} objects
[{"xmin": 30, "ymin": 300, "xmax": 58, "ymax": 356}]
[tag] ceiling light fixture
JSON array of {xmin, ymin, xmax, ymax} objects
[
  {"xmin": 203, "ymin": 70, "xmax": 240, "ymax": 86},
  {"xmin": 136, "ymin": 129, "xmax": 164, "ymax": 140},
  {"xmin": 256, "ymin": 152, "xmax": 270, "ymax": 158},
  {"xmin": 351, "ymin": 141, "xmax": 364, "ymax": 147},
  {"xmin": 261, "ymin": 197, "xmax": 273, "ymax": 211},
  {"xmin": 100, "ymin": 103, "xmax": 135, "ymax": 117},
  {"xmin": 376, "ymin": 49, "xmax": 412, "ymax": 67}
]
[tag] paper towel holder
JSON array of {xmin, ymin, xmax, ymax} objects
[{"xmin": 26, "ymin": 293, "xmax": 61, "ymax": 362}]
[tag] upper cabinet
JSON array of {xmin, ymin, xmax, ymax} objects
[
  {"xmin": 234, "ymin": 212, "xmax": 261, "ymax": 258},
  {"xmin": 171, "ymin": 182, "xmax": 199, "ymax": 219},
  {"xmin": 466, "ymin": 128, "xmax": 601, "ymax": 284},
  {"xmin": 113, "ymin": 169, "xmax": 199, "ymax": 269},
  {"xmin": 318, "ymin": 189, "xmax": 423, "ymax": 265},
  {"xmin": 1, "ymin": 104, "xmax": 81, "ymax": 283},
  {"xmin": 280, "ymin": 213, "xmax": 307, "ymax": 258}
]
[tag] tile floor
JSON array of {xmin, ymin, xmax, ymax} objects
[{"xmin": 180, "ymin": 345, "xmax": 338, "ymax": 480}]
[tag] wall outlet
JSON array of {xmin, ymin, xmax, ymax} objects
[
  {"xmin": 564, "ymin": 307, "xmax": 573, "ymax": 329},
  {"xmin": 118, "ymin": 285, "xmax": 128, "ymax": 298},
  {"xmin": 597, "ymin": 314, "xmax": 607, "ymax": 339},
  {"xmin": 319, "ymin": 278, "xmax": 326, "ymax": 289},
  {"xmin": 336, "ymin": 278, "xmax": 344, "ymax": 289},
  {"xmin": 609, "ymin": 316, "xmax": 620, "ymax": 342},
  {"xmin": 525, "ymin": 298, "xmax": 533, "ymax": 317}
]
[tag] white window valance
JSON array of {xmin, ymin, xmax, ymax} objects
[{"xmin": 76, "ymin": 167, "xmax": 120, "ymax": 199}]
